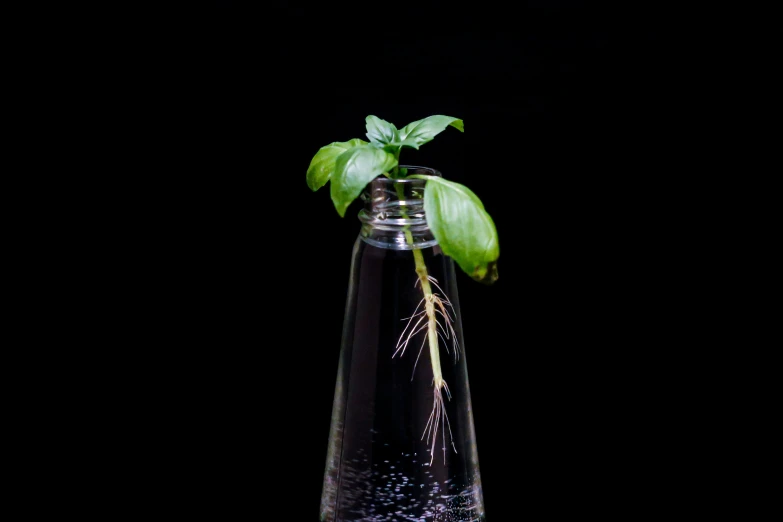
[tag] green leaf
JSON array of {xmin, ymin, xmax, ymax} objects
[
  {"xmin": 365, "ymin": 115, "xmax": 399, "ymax": 146},
  {"xmin": 331, "ymin": 144, "xmax": 398, "ymax": 217},
  {"xmin": 306, "ymin": 138, "xmax": 367, "ymax": 191},
  {"xmin": 419, "ymin": 176, "xmax": 499, "ymax": 284},
  {"xmin": 398, "ymin": 115, "xmax": 464, "ymax": 148}
]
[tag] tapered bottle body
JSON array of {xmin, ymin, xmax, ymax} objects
[{"xmin": 321, "ymin": 168, "xmax": 485, "ymax": 522}]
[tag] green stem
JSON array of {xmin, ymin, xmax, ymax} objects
[
  {"xmin": 391, "ymin": 148, "xmax": 401, "ymax": 178},
  {"xmin": 395, "ymin": 183, "xmax": 444, "ymax": 386},
  {"xmin": 414, "ymin": 248, "xmax": 443, "ymax": 385}
]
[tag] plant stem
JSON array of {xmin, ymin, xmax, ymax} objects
[
  {"xmin": 413, "ymin": 248, "xmax": 443, "ymax": 385},
  {"xmin": 395, "ymin": 183, "xmax": 444, "ymax": 387},
  {"xmin": 390, "ymin": 149, "xmax": 401, "ymax": 178}
]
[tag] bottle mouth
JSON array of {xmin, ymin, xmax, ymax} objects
[
  {"xmin": 358, "ymin": 166, "xmax": 441, "ymax": 249},
  {"xmin": 358, "ymin": 166, "xmax": 441, "ymax": 228}
]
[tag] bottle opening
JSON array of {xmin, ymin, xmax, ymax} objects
[{"xmin": 358, "ymin": 166, "xmax": 441, "ymax": 250}]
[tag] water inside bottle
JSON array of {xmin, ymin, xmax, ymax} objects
[{"xmin": 321, "ymin": 241, "xmax": 485, "ymax": 522}]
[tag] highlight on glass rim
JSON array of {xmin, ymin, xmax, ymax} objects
[{"xmin": 308, "ymin": 114, "xmax": 499, "ymax": 521}]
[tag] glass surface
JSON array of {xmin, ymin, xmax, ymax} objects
[{"xmin": 321, "ymin": 168, "xmax": 485, "ymax": 522}]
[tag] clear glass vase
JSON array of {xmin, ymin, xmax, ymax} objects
[{"xmin": 320, "ymin": 167, "xmax": 485, "ymax": 522}]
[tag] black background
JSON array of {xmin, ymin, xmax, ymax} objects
[{"xmin": 159, "ymin": 1, "xmax": 678, "ymax": 518}]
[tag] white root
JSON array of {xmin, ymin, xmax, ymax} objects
[
  {"xmin": 422, "ymin": 382, "xmax": 458, "ymax": 465},
  {"xmin": 395, "ymin": 275, "xmax": 460, "ymax": 465}
]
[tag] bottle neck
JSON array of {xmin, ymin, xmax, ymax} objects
[{"xmin": 358, "ymin": 166, "xmax": 440, "ymax": 250}]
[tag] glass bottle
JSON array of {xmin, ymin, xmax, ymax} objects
[{"xmin": 320, "ymin": 167, "xmax": 485, "ymax": 522}]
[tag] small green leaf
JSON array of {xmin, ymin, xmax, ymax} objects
[
  {"xmin": 399, "ymin": 115, "xmax": 464, "ymax": 148},
  {"xmin": 331, "ymin": 144, "xmax": 398, "ymax": 217},
  {"xmin": 365, "ymin": 115, "xmax": 399, "ymax": 146},
  {"xmin": 419, "ymin": 176, "xmax": 499, "ymax": 284},
  {"xmin": 306, "ymin": 139, "xmax": 367, "ymax": 191}
]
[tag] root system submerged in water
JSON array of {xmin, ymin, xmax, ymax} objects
[{"xmin": 394, "ymin": 261, "xmax": 460, "ymax": 465}]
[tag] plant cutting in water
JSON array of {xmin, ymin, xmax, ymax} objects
[{"xmin": 307, "ymin": 115, "xmax": 499, "ymax": 465}]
